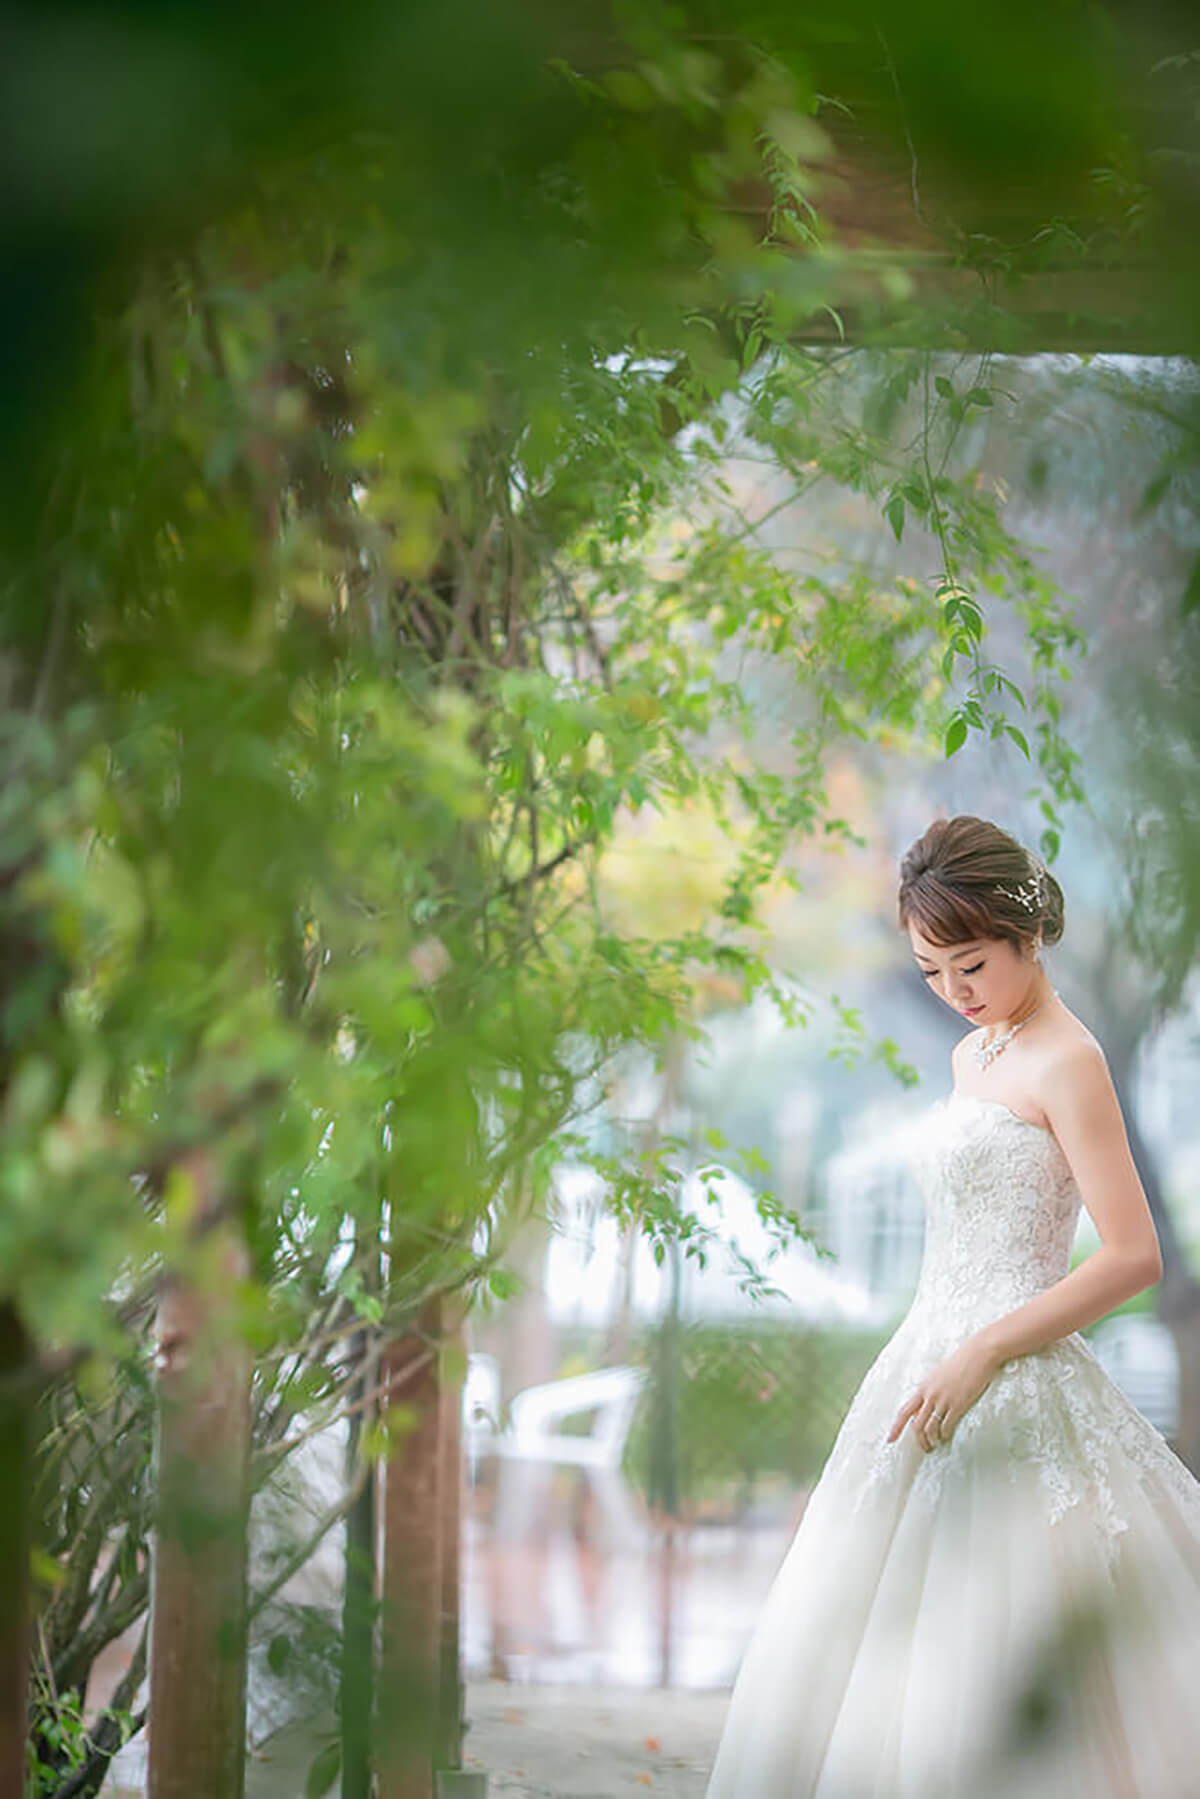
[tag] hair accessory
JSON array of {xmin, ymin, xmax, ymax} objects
[{"xmin": 995, "ymin": 859, "xmax": 1047, "ymax": 916}]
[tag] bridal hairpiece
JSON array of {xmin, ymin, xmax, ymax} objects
[{"xmin": 994, "ymin": 862, "xmax": 1047, "ymax": 916}]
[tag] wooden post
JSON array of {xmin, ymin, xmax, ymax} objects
[
  {"xmin": 148, "ymin": 1182, "xmax": 251, "ymax": 1799},
  {"xmin": 0, "ymin": 1302, "xmax": 32, "ymax": 1799},
  {"xmin": 652, "ymin": 1242, "xmax": 683, "ymax": 1690},
  {"xmin": 377, "ymin": 1300, "xmax": 443, "ymax": 1799},
  {"xmin": 436, "ymin": 1318, "xmax": 466, "ymax": 1773},
  {"xmin": 341, "ymin": 1326, "xmax": 377, "ymax": 1799}
]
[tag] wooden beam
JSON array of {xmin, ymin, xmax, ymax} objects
[
  {"xmin": 791, "ymin": 256, "xmax": 1180, "ymax": 353},
  {"xmin": 377, "ymin": 1303, "xmax": 444, "ymax": 1799},
  {"xmin": 436, "ymin": 1320, "xmax": 466, "ymax": 1774},
  {"xmin": 728, "ymin": 112, "xmax": 1193, "ymax": 353},
  {"xmin": 0, "ymin": 1304, "xmax": 32, "ymax": 1799},
  {"xmin": 148, "ymin": 1171, "xmax": 251, "ymax": 1799}
]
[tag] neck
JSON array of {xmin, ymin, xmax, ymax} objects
[{"xmin": 990, "ymin": 969, "xmax": 1054, "ymax": 1038}]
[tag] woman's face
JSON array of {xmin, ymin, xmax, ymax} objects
[{"xmin": 907, "ymin": 924, "xmax": 1036, "ymax": 1027}]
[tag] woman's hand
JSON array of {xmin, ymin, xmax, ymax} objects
[{"xmin": 887, "ymin": 1334, "xmax": 1001, "ymax": 1453}]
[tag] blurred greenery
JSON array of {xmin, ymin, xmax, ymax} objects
[
  {"xmin": 3, "ymin": 0, "xmax": 1200, "ymax": 1791},
  {"xmin": 628, "ymin": 1319, "xmax": 890, "ymax": 1511}
]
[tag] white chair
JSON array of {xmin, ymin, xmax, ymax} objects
[{"xmin": 483, "ymin": 1364, "xmax": 647, "ymax": 1549}]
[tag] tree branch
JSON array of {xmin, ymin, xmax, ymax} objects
[{"xmin": 248, "ymin": 1452, "xmax": 373, "ymax": 1623}]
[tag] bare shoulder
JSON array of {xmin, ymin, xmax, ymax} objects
[
  {"xmin": 951, "ymin": 1026, "xmax": 986, "ymax": 1083},
  {"xmin": 1037, "ymin": 1008, "xmax": 1120, "ymax": 1122}
]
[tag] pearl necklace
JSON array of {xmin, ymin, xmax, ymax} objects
[{"xmin": 972, "ymin": 988, "xmax": 1059, "ymax": 1069}]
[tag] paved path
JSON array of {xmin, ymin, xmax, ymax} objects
[
  {"xmin": 240, "ymin": 1683, "xmax": 726, "ymax": 1799},
  {"xmin": 460, "ymin": 1683, "xmax": 725, "ymax": 1797}
]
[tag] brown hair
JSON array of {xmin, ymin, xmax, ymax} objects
[{"xmin": 897, "ymin": 815, "xmax": 1065, "ymax": 950}]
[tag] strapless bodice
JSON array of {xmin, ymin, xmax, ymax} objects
[{"xmin": 904, "ymin": 1089, "xmax": 1082, "ymax": 1334}]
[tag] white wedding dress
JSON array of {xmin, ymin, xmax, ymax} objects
[{"xmin": 705, "ymin": 1090, "xmax": 1200, "ymax": 1798}]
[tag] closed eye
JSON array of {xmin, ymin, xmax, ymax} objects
[{"xmin": 918, "ymin": 960, "xmax": 985, "ymax": 979}]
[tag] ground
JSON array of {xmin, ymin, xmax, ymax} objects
[
  {"xmin": 458, "ymin": 1683, "xmax": 724, "ymax": 1798},
  {"xmin": 232, "ymin": 1683, "xmax": 726, "ymax": 1799}
]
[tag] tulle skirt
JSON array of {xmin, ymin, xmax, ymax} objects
[{"xmin": 704, "ymin": 1323, "xmax": 1200, "ymax": 1799}]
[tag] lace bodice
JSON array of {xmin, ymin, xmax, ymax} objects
[
  {"xmin": 830, "ymin": 1090, "xmax": 1200, "ymax": 1554},
  {"xmin": 906, "ymin": 1090, "xmax": 1083, "ymax": 1335}
]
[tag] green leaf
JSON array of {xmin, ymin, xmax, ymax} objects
[
  {"xmin": 934, "ymin": 374, "xmax": 954, "ymax": 400},
  {"xmin": 944, "ymin": 714, "xmax": 968, "ymax": 757},
  {"xmin": 885, "ymin": 493, "xmax": 905, "ymax": 542},
  {"xmin": 1005, "ymin": 724, "xmax": 1030, "ymax": 758},
  {"xmin": 966, "ymin": 386, "xmax": 993, "ymax": 407},
  {"xmin": 1040, "ymin": 827, "xmax": 1061, "ymax": 863},
  {"xmin": 821, "ymin": 303, "xmax": 846, "ymax": 341},
  {"xmin": 1138, "ymin": 470, "xmax": 1171, "ymax": 516},
  {"xmin": 305, "ymin": 1739, "xmax": 341, "ymax": 1799},
  {"xmin": 996, "ymin": 672, "xmax": 1027, "ymax": 708},
  {"xmin": 267, "ymin": 1634, "xmax": 292, "ymax": 1676},
  {"xmin": 1183, "ymin": 553, "xmax": 1200, "ymax": 618},
  {"xmin": 958, "ymin": 600, "xmax": 984, "ymax": 641},
  {"xmin": 704, "ymin": 1126, "xmax": 728, "ymax": 1151}
]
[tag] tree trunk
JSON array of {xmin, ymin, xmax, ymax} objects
[
  {"xmin": 147, "ymin": 1185, "xmax": 251, "ymax": 1799},
  {"xmin": 498, "ymin": 1211, "xmax": 557, "ymax": 1401},
  {"xmin": 603, "ymin": 1220, "xmax": 639, "ymax": 1367},
  {"xmin": 605, "ymin": 1034, "xmax": 685, "ymax": 1368},
  {"xmin": 436, "ymin": 1318, "xmax": 466, "ymax": 1772},
  {"xmin": 0, "ymin": 703, "xmax": 72, "ymax": 1795},
  {"xmin": 650, "ymin": 1242, "xmax": 683, "ymax": 1689},
  {"xmin": 341, "ymin": 1327, "xmax": 377, "ymax": 1799},
  {"xmin": 377, "ymin": 1301, "xmax": 443, "ymax": 1799},
  {"xmin": 0, "ymin": 1302, "xmax": 32, "ymax": 1799}
]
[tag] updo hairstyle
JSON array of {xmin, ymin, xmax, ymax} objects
[{"xmin": 897, "ymin": 815, "xmax": 1065, "ymax": 951}]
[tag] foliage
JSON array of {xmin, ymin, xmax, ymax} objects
[
  {"xmin": 626, "ymin": 1320, "xmax": 890, "ymax": 1507},
  {"xmin": 0, "ymin": 25, "xmax": 1094, "ymax": 1381},
  {"xmin": 9, "ymin": 0, "xmax": 1198, "ymax": 1778},
  {"xmin": 25, "ymin": 1674, "xmax": 137, "ymax": 1799}
]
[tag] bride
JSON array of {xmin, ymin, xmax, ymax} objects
[{"xmin": 705, "ymin": 814, "xmax": 1200, "ymax": 1799}]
